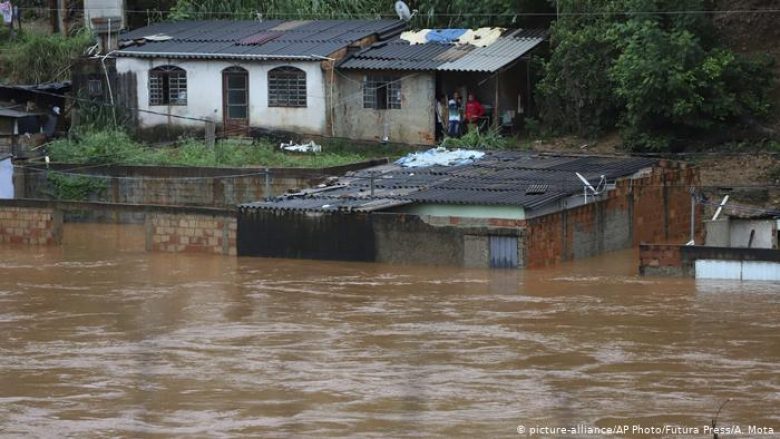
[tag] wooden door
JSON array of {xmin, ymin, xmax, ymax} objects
[{"xmin": 222, "ymin": 67, "xmax": 249, "ymax": 136}]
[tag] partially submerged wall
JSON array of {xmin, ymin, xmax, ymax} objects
[
  {"xmin": 639, "ymin": 244, "xmax": 780, "ymax": 279},
  {"xmin": 146, "ymin": 212, "xmax": 237, "ymax": 256},
  {"xmin": 525, "ymin": 163, "xmax": 700, "ymax": 268},
  {"xmin": 0, "ymin": 204, "xmax": 62, "ymax": 245},
  {"xmin": 16, "ymin": 160, "xmax": 387, "ymax": 208},
  {"xmin": 236, "ymin": 209, "xmax": 523, "ymax": 266}
]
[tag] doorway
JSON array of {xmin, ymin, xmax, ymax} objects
[{"xmin": 222, "ymin": 66, "xmax": 249, "ymax": 136}]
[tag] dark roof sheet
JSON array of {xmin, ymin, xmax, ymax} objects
[
  {"xmin": 241, "ymin": 151, "xmax": 657, "ymax": 213},
  {"xmin": 339, "ymin": 28, "xmax": 545, "ymax": 72},
  {"xmin": 117, "ymin": 20, "xmax": 406, "ymax": 60}
]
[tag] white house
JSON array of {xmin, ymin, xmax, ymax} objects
[{"xmin": 114, "ymin": 20, "xmax": 405, "ymax": 136}]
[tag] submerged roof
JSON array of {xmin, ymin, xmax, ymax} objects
[
  {"xmin": 241, "ymin": 151, "xmax": 656, "ymax": 214},
  {"xmin": 339, "ymin": 28, "xmax": 546, "ymax": 73},
  {"xmin": 116, "ymin": 20, "xmax": 406, "ymax": 61}
]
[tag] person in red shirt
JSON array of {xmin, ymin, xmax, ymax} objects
[{"xmin": 464, "ymin": 93, "xmax": 485, "ymax": 130}]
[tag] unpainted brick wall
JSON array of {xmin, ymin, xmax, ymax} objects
[
  {"xmin": 524, "ymin": 164, "xmax": 701, "ymax": 268},
  {"xmin": 146, "ymin": 213, "xmax": 237, "ymax": 255},
  {"xmin": 0, "ymin": 207, "xmax": 62, "ymax": 245},
  {"xmin": 638, "ymin": 244, "xmax": 684, "ymax": 276}
]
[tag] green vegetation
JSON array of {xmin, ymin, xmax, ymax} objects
[
  {"xmin": 46, "ymin": 173, "xmax": 108, "ymax": 201},
  {"xmin": 46, "ymin": 130, "xmax": 400, "ymax": 168},
  {"xmin": 441, "ymin": 127, "xmax": 510, "ymax": 149},
  {"xmin": 536, "ymin": 0, "xmax": 775, "ymax": 152},
  {"xmin": 169, "ymin": 0, "xmax": 553, "ymax": 28},
  {"xmin": 0, "ymin": 29, "xmax": 93, "ymax": 83}
]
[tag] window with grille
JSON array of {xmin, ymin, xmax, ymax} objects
[
  {"xmin": 268, "ymin": 67, "xmax": 307, "ymax": 107},
  {"xmin": 149, "ymin": 66, "xmax": 187, "ymax": 106},
  {"xmin": 87, "ymin": 78, "xmax": 103, "ymax": 97},
  {"xmin": 363, "ymin": 75, "xmax": 401, "ymax": 110}
]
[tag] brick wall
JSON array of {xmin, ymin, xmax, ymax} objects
[
  {"xmin": 0, "ymin": 206, "xmax": 62, "ymax": 245},
  {"xmin": 638, "ymin": 244, "xmax": 685, "ymax": 276},
  {"xmin": 17, "ymin": 161, "xmax": 386, "ymax": 208},
  {"xmin": 524, "ymin": 163, "xmax": 702, "ymax": 268},
  {"xmin": 146, "ymin": 212, "xmax": 237, "ymax": 255}
]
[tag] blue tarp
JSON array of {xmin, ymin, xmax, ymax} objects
[{"xmin": 425, "ymin": 29, "xmax": 468, "ymax": 43}]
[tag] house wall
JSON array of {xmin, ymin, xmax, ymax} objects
[
  {"xmin": 333, "ymin": 70, "xmax": 436, "ymax": 145},
  {"xmin": 394, "ymin": 203, "xmax": 525, "ymax": 220},
  {"xmin": 524, "ymin": 164, "xmax": 701, "ymax": 268},
  {"xmin": 116, "ymin": 58, "xmax": 327, "ymax": 134},
  {"xmin": 729, "ymin": 219, "xmax": 777, "ymax": 249}
]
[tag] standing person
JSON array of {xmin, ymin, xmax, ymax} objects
[
  {"xmin": 447, "ymin": 97, "xmax": 460, "ymax": 138},
  {"xmin": 465, "ymin": 93, "xmax": 485, "ymax": 132},
  {"xmin": 435, "ymin": 94, "xmax": 447, "ymax": 141}
]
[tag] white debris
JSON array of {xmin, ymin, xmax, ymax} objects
[
  {"xmin": 395, "ymin": 147, "xmax": 485, "ymax": 168},
  {"xmin": 280, "ymin": 140, "xmax": 322, "ymax": 153}
]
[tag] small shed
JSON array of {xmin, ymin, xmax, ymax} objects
[
  {"xmin": 335, "ymin": 28, "xmax": 547, "ymax": 145},
  {"xmin": 0, "ymin": 107, "xmax": 47, "ymax": 157}
]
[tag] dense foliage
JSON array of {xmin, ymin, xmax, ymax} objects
[
  {"xmin": 169, "ymin": 0, "xmax": 553, "ymax": 28},
  {"xmin": 536, "ymin": 0, "xmax": 774, "ymax": 150},
  {"xmin": 0, "ymin": 29, "xmax": 93, "ymax": 83}
]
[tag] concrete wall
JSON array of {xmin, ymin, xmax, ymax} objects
[
  {"xmin": 16, "ymin": 160, "xmax": 386, "ymax": 208},
  {"xmin": 333, "ymin": 71, "xmax": 436, "ymax": 145},
  {"xmin": 146, "ymin": 212, "xmax": 237, "ymax": 256},
  {"xmin": 237, "ymin": 209, "xmax": 524, "ymax": 267},
  {"xmin": 116, "ymin": 58, "xmax": 327, "ymax": 134},
  {"xmin": 0, "ymin": 205, "xmax": 62, "ymax": 245},
  {"xmin": 705, "ymin": 219, "xmax": 730, "ymax": 247},
  {"xmin": 729, "ymin": 219, "xmax": 777, "ymax": 249},
  {"xmin": 524, "ymin": 163, "xmax": 700, "ymax": 268},
  {"xmin": 640, "ymin": 243, "xmax": 780, "ymax": 278}
]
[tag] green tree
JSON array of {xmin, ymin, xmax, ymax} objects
[{"xmin": 537, "ymin": 0, "xmax": 774, "ymax": 150}]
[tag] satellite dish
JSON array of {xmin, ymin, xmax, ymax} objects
[{"xmin": 395, "ymin": 1, "xmax": 417, "ymax": 21}]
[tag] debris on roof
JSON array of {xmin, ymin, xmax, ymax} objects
[
  {"xmin": 241, "ymin": 151, "xmax": 657, "ymax": 214},
  {"xmin": 395, "ymin": 147, "xmax": 485, "ymax": 168},
  {"xmin": 340, "ymin": 28, "xmax": 546, "ymax": 73}
]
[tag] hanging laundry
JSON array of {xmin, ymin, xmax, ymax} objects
[{"xmin": 0, "ymin": 1, "xmax": 12, "ymax": 25}]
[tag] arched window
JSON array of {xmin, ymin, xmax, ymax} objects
[
  {"xmin": 268, "ymin": 66, "xmax": 306, "ymax": 107},
  {"xmin": 149, "ymin": 66, "xmax": 187, "ymax": 106}
]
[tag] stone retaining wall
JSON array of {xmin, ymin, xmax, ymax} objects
[{"xmin": 0, "ymin": 206, "xmax": 62, "ymax": 245}]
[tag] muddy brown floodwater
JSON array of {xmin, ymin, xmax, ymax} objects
[{"xmin": 0, "ymin": 224, "xmax": 778, "ymax": 438}]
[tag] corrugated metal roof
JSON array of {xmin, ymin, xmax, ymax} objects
[
  {"xmin": 437, "ymin": 37, "xmax": 542, "ymax": 72},
  {"xmin": 339, "ymin": 29, "xmax": 545, "ymax": 72},
  {"xmin": 117, "ymin": 20, "xmax": 406, "ymax": 60},
  {"xmin": 241, "ymin": 151, "xmax": 657, "ymax": 213}
]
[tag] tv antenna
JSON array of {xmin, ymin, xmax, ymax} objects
[
  {"xmin": 575, "ymin": 172, "xmax": 606, "ymax": 204},
  {"xmin": 394, "ymin": 1, "xmax": 418, "ymax": 21}
]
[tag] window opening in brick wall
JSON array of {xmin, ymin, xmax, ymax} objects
[
  {"xmin": 363, "ymin": 75, "xmax": 401, "ymax": 110},
  {"xmin": 149, "ymin": 65, "xmax": 187, "ymax": 106},
  {"xmin": 268, "ymin": 66, "xmax": 307, "ymax": 107}
]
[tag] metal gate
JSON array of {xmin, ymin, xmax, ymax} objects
[{"xmin": 489, "ymin": 236, "xmax": 518, "ymax": 269}]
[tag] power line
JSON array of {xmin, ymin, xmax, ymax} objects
[{"xmin": 15, "ymin": 6, "xmax": 780, "ymax": 17}]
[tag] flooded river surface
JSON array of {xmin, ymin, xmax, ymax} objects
[{"xmin": 1, "ymin": 224, "xmax": 778, "ymax": 438}]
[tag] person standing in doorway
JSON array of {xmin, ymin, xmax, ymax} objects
[
  {"xmin": 435, "ymin": 94, "xmax": 447, "ymax": 141},
  {"xmin": 447, "ymin": 97, "xmax": 460, "ymax": 138},
  {"xmin": 465, "ymin": 93, "xmax": 485, "ymax": 132}
]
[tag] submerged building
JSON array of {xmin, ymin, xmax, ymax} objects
[{"xmin": 238, "ymin": 151, "xmax": 699, "ymax": 268}]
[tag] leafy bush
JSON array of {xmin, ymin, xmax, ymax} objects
[
  {"xmin": 1, "ymin": 29, "xmax": 93, "ymax": 83},
  {"xmin": 441, "ymin": 127, "xmax": 509, "ymax": 149},
  {"xmin": 536, "ymin": 0, "xmax": 775, "ymax": 151}
]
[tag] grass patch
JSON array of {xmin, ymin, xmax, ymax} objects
[{"xmin": 46, "ymin": 130, "xmax": 403, "ymax": 168}]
